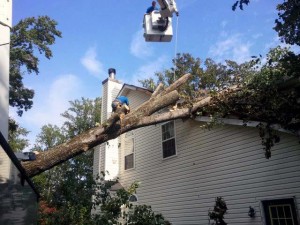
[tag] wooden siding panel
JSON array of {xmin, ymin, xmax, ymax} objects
[{"xmin": 118, "ymin": 118, "xmax": 300, "ymax": 225}]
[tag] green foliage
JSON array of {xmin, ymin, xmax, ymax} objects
[
  {"xmin": 208, "ymin": 197, "xmax": 228, "ymax": 225},
  {"xmin": 139, "ymin": 53, "xmax": 253, "ymax": 102},
  {"xmin": 92, "ymin": 173, "xmax": 170, "ymax": 225},
  {"xmin": 61, "ymin": 97, "xmax": 101, "ymax": 138},
  {"xmin": 139, "ymin": 53, "xmax": 202, "ymax": 97},
  {"xmin": 92, "ymin": 172, "xmax": 131, "ymax": 225},
  {"xmin": 8, "ymin": 118, "xmax": 29, "ymax": 152},
  {"xmin": 31, "ymin": 124, "xmax": 66, "ymax": 203},
  {"xmin": 32, "ymin": 98, "xmax": 100, "ymax": 225},
  {"xmin": 139, "ymin": 52, "xmax": 254, "ymax": 100},
  {"xmin": 242, "ymin": 47, "xmax": 299, "ymax": 129},
  {"xmin": 127, "ymin": 205, "xmax": 170, "ymax": 225},
  {"xmin": 34, "ymin": 124, "xmax": 66, "ymax": 150},
  {"xmin": 275, "ymin": 0, "xmax": 300, "ymax": 46},
  {"xmin": 232, "ymin": 0, "xmax": 250, "ymax": 10},
  {"xmin": 10, "ymin": 16, "xmax": 62, "ymax": 116},
  {"xmin": 257, "ymin": 123, "xmax": 281, "ymax": 159},
  {"xmin": 202, "ymin": 47, "xmax": 299, "ymax": 157},
  {"xmin": 140, "ymin": 47, "xmax": 300, "ymax": 158}
]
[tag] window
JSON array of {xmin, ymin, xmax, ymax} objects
[
  {"xmin": 124, "ymin": 131, "xmax": 134, "ymax": 170},
  {"xmin": 125, "ymin": 153, "xmax": 134, "ymax": 170},
  {"xmin": 262, "ymin": 199, "xmax": 299, "ymax": 225},
  {"xmin": 129, "ymin": 194, "xmax": 138, "ymax": 202},
  {"xmin": 161, "ymin": 121, "xmax": 176, "ymax": 158}
]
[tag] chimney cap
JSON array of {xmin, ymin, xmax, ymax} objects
[
  {"xmin": 108, "ymin": 68, "xmax": 116, "ymax": 78},
  {"xmin": 108, "ymin": 68, "xmax": 116, "ymax": 74}
]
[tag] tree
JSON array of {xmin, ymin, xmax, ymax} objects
[
  {"xmin": 92, "ymin": 173, "xmax": 171, "ymax": 225},
  {"xmin": 208, "ymin": 197, "xmax": 228, "ymax": 225},
  {"xmin": 33, "ymin": 98, "xmax": 101, "ymax": 225},
  {"xmin": 21, "ymin": 47, "xmax": 300, "ymax": 177},
  {"xmin": 275, "ymin": 0, "xmax": 300, "ymax": 45},
  {"xmin": 140, "ymin": 53, "xmax": 204, "ymax": 99},
  {"xmin": 32, "ymin": 124, "xmax": 66, "ymax": 203},
  {"xmin": 232, "ymin": 0, "xmax": 300, "ymax": 46},
  {"xmin": 10, "ymin": 16, "xmax": 62, "ymax": 116},
  {"xmin": 140, "ymin": 53, "xmax": 254, "ymax": 98},
  {"xmin": 61, "ymin": 97, "xmax": 102, "ymax": 138},
  {"xmin": 126, "ymin": 205, "xmax": 170, "ymax": 225},
  {"xmin": 8, "ymin": 118, "xmax": 30, "ymax": 152}
]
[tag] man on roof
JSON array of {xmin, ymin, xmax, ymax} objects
[{"xmin": 112, "ymin": 96, "xmax": 130, "ymax": 114}]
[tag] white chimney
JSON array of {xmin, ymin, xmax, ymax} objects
[{"xmin": 93, "ymin": 67, "xmax": 122, "ymax": 181}]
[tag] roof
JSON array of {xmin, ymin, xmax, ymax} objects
[
  {"xmin": 110, "ymin": 182, "xmax": 124, "ymax": 191},
  {"xmin": 118, "ymin": 83, "xmax": 153, "ymax": 97}
]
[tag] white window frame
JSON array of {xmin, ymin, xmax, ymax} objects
[
  {"xmin": 124, "ymin": 131, "xmax": 135, "ymax": 170},
  {"xmin": 261, "ymin": 198, "xmax": 299, "ymax": 225},
  {"xmin": 161, "ymin": 120, "xmax": 177, "ymax": 159}
]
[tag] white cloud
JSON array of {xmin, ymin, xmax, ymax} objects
[
  {"xmin": 209, "ymin": 34, "xmax": 252, "ymax": 63},
  {"xmin": 17, "ymin": 74, "xmax": 82, "ymax": 148},
  {"xmin": 252, "ymin": 33, "xmax": 263, "ymax": 39},
  {"xmin": 264, "ymin": 36, "xmax": 300, "ymax": 54},
  {"xmin": 178, "ymin": 0, "xmax": 197, "ymax": 10},
  {"xmin": 26, "ymin": 74, "xmax": 81, "ymax": 127},
  {"xmin": 221, "ymin": 20, "xmax": 228, "ymax": 28},
  {"xmin": 130, "ymin": 29, "xmax": 154, "ymax": 59},
  {"xmin": 130, "ymin": 55, "xmax": 169, "ymax": 85},
  {"xmin": 81, "ymin": 47, "xmax": 105, "ymax": 78}
]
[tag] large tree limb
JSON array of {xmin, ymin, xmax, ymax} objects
[{"xmin": 22, "ymin": 74, "xmax": 194, "ymax": 177}]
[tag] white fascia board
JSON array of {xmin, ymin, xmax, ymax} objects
[{"xmin": 194, "ymin": 116, "xmax": 295, "ymax": 135}]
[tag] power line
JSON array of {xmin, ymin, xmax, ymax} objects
[{"xmin": 173, "ymin": 16, "xmax": 179, "ymax": 82}]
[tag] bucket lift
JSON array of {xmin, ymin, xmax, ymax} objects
[{"xmin": 143, "ymin": 0, "xmax": 179, "ymax": 42}]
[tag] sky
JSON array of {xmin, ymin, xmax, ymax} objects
[{"xmin": 10, "ymin": 0, "xmax": 298, "ymax": 150}]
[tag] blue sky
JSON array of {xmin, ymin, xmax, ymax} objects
[{"xmin": 11, "ymin": 0, "xmax": 295, "ymax": 149}]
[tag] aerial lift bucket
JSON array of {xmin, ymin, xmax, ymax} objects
[{"xmin": 143, "ymin": 11, "xmax": 173, "ymax": 42}]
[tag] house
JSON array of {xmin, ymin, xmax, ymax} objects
[{"xmin": 93, "ymin": 69, "xmax": 300, "ymax": 225}]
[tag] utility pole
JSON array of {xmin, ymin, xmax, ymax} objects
[
  {"xmin": 0, "ymin": 0, "xmax": 12, "ymax": 182},
  {"xmin": 0, "ymin": 0, "xmax": 12, "ymax": 140}
]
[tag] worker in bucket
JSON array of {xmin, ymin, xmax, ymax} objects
[{"xmin": 146, "ymin": 1, "xmax": 158, "ymax": 14}]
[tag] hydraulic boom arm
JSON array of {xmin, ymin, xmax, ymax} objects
[{"xmin": 157, "ymin": 0, "xmax": 179, "ymax": 18}]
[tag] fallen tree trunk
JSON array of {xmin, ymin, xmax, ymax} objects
[
  {"xmin": 22, "ymin": 73, "xmax": 200, "ymax": 177},
  {"xmin": 22, "ymin": 73, "xmax": 245, "ymax": 177}
]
